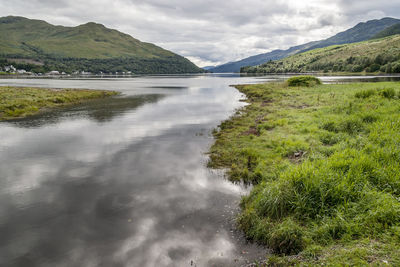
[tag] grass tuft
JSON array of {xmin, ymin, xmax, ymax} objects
[
  {"xmin": 355, "ymin": 89, "xmax": 376, "ymax": 99},
  {"xmin": 379, "ymin": 88, "xmax": 396, "ymax": 99},
  {"xmin": 287, "ymin": 76, "xmax": 322, "ymax": 87}
]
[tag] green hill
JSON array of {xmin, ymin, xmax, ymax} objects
[
  {"xmin": 241, "ymin": 35, "xmax": 400, "ymax": 74},
  {"xmin": 0, "ymin": 16, "xmax": 202, "ymax": 74},
  {"xmin": 372, "ymin": 23, "xmax": 400, "ymax": 39}
]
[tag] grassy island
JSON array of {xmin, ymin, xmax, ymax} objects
[
  {"xmin": 209, "ymin": 77, "xmax": 400, "ymax": 265},
  {"xmin": 0, "ymin": 86, "xmax": 118, "ymax": 121}
]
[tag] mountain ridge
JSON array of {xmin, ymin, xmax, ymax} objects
[
  {"xmin": 372, "ymin": 23, "xmax": 400, "ymax": 39},
  {"xmin": 210, "ymin": 17, "xmax": 400, "ymax": 73}
]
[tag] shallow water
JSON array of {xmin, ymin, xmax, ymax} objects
[
  {"xmin": 0, "ymin": 74, "xmax": 399, "ymax": 267},
  {"xmin": 0, "ymin": 74, "xmax": 273, "ymax": 267}
]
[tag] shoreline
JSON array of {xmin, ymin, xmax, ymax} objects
[
  {"xmin": 209, "ymin": 80, "xmax": 400, "ymax": 265},
  {"xmin": 0, "ymin": 86, "xmax": 119, "ymax": 121}
]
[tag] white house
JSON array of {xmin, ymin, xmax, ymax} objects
[
  {"xmin": 47, "ymin": 70, "xmax": 60, "ymax": 75},
  {"xmin": 4, "ymin": 65, "xmax": 16, "ymax": 72}
]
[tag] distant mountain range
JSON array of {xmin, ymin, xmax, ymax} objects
[
  {"xmin": 0, "ymin": 16, "xmax": 203, "ymax": 74},
  {"xmin": 210, "ymin": 17, "xmax": 400, "ymax": 73},
  {"xmin": 202, "ymin": 66, "xmax": 216, "ymax": 71}
]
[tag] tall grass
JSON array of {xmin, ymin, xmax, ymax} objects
[{"xmin": 209, "ymin": 81, "xmax": 400, "ymax": 265}]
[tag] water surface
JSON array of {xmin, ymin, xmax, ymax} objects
[{"xmin": 0, "ymin": 75, "xmax": 271, "ymax": 267}]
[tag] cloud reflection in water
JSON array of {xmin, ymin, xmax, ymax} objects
[{"xmin": 0, "ymin": 76, "xmax": 269, "ymax": 267}]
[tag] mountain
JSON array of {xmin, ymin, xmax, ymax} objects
[
  {"xmin": 210, "ymin": 17, "xmax": 400, "ymax": 73},
  {"xmin": 372, "ymin": 23, "xmax": 400, "ymax": 39},
  {"xmin": 202, "ymin": 66, "xmax": 216, "ymax": 70},
  {"xmin": 0, "ymin": 16, "xmax": 203, "ymax": 74},
  {"xmin": 241, "ymin": 35, "xmax": 400, "ymax": 74},
  {"xmin": 209, "ymin": 41, "xmax": 319, "ymax": 73}
]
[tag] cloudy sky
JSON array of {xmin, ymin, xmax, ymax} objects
[{"xmin": 1, "ymin": 0, "xmax": 400, "ymax": 67}]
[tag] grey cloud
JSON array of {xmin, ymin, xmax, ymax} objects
[{"xmin": 318, "ymin": 15, "xmax": 336, "ymax": 27}]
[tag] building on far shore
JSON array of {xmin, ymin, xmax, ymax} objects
[
  {"xmin": 47, "ymin": 70, "xmax": 60, "ymax": 75},
  {"xmin": 4, "ymin": 65, "xmax": 16, "ymax": 72}
]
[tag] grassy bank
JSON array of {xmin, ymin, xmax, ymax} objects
[
  {"xmin": 209, "ymin": 79, "xmax": 400, "ymax": 265},
  {"xmin": 0, "ymin": 86, "xmax": 118, "ymax": 121}
]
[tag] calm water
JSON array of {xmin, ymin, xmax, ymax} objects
[
  {"xmin": 1, "ymin": 74, "xmax": 399, "ymax": 267},
  {"xmin": 0, "ymin": 75, "xmax": 274, "ymax": 267}
]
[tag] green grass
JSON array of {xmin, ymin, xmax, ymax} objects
[
  {"xmin": 287, "ymin": 76, "xmax": 322, "ymax": 87},
  {"xmin": 208, "ymin": 81, "xmax": 400, "ymax": 265},
  {"xmin": 0, "ymin": 86, "xmax": 118, "ymax": 120}
]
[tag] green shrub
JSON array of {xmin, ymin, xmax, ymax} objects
[
  {"xmin": 392, "ymin": 62, "xmax": 400, "ymax": 73},
  {"xmin": 338, "ymin": 118, "xmax": 364, "ymax": 134},
  {"xmin": 354, "ymin": 89, "xmax": 376, "ymax": 99},
  {"xmin": 385, "ymin": 63, "xmax": 393, "ymax": 73},
  {"xmin": 321, "ymin": 117, "xmax": 365, "ymax": 135},
  {"xmin": 380, "ymin": 88, "xmax": 396, "ymax": 99},
  {"xmin": 278, "ymin": 139, "xmax": 309, "ymax": 157},
  {"xmin": 268, "ymin": 218, "xmax": 305, "ymax": 255},
  {"xmin": 287, "ymin": 76, "xmax": 322, "ymax": 87},
  {"xmin": 321, "ymin": 121, "xmax": 338, "ymax": 132},
  {"xmin": 361, "ymin": 114, "xmax": 378, "ymax": 123},
  {"xmin": 320, "ymin": 132, "xmax": 341, "ymax": 145},
  {"xmin": 240, "ymin": 148, "xmax": 260, "ymax": 171},
  {"xmin": 229, "ymin": 164, "xmax": 247, "ymax": 183},
  {"xmin": 254, "ymin": 181, "xmax": 294, "ymax": 219},
  {"xmin": 52, "ymin": 96, "xmax": 66, "ymax": 103},
  {"xmin": 369, "ymin": 64, "xmax": 381, "ymax": 72},
  {"xmin": 219, "ymin": 120, "xmax": 234, "ymax": 130},
  {"xmin": 258, "ymin": 122, "xmax": 275, "ymax": 131},
  {"xmin": 352, "ymin": 65, "xmax": 364, "ymax": 72},
  {"xmin": 363, "ymin": 191, "xmax": 400, "ymax": 230}
]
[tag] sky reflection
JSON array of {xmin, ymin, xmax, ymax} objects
[{"xmin": 0, "ymin": 76, "xmax": 269, "ymax": 267}]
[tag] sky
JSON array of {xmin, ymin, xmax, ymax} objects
[{"xmin": 1, "ymin": 0, "xmax": 400, "ymax": 67}]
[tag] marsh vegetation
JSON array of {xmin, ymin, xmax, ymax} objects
[
  {"xmin": 209, "ymin": 77, "xmax": 400, "ymax": 265},
  {"xmin": 0, "ymin": 86, "xmax": 118, "ymax": 120}
]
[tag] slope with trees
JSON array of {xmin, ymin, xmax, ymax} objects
[
  {"xmin": 0, "ymin": 16, "xmax": 202, "ymax": 74},
  {"xmin": 241, "ymin": 35, "xmax": 400, "ymax": 74}
]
